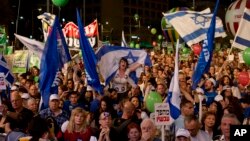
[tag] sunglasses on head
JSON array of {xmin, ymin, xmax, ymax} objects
[{"xmin": 103, "ymin": 112, "xmax": 110, "ymax": 117}]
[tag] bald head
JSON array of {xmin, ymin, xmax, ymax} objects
[
  {"xmin": 141, "ymin": 118, "xmax": 154, "ymax": 128},
  {"xmin": 11, "ymin": 91, "xmax": 23, "ymax": 110},
  {"xmin": 122, "ymin": 101, "xmax": 135, "ymax": 118},
  {"xmin": 123, "ymin": 101, "xmax": 135, "ymax": 113},
  {"xmin": 140, "ymin": 118, "xmax": 156, "ymax": 137},
  {"xmin": 11, "ymin": 91, "xmax": 21, "ymax": 100}
]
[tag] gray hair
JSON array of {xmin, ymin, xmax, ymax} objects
[
  {"xmin": 27, "ymin": 97, "xmax": 36, "ymax": 105},
  {"xmin": 221, "ymin": 113, "xmax": 241, "ymax": 125}
]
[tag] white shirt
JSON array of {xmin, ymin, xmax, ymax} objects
[{"xmin": 190, "ymin": 130, "xmax": 211, "ymax": 141}]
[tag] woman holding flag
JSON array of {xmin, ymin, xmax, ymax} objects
[{"xmin": 111, "ymin": 57, "xmax": 141, "ymax": 101}]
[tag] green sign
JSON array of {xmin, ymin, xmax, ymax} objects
[
  {"xmin": 12, "ymin": 50, "xmax": 28, "ymax": 73},
  {"xmin": 0, "ymin": 25, "xmax": 6, "ymax": 46},
  {"xmin": 29, "ymin": 53, "xmax": 40, "ymax": 69}
]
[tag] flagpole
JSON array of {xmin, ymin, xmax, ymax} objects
[
  {"xmin": 96, "ymin": 19, "xmax": 100, "ymax": 48},
  {"xmin": 83, "ymin": 0, "xmax": 86, "ymax": 26},
  {"xmin": 161, "ymin": 125, "xmax": 165, "ymax": 141},
  {"xmin": 46, "ymin": 0, "xmax": 50, "ymax": 12},
  {"xmin": 227, "ymin": 39, "xmax": 234, "ymax": 57},
  {"xmin": 218, "ymin": 40, "xmax": 233, "ymax": 79}
]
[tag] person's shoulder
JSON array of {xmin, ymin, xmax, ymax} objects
[
  {"xmin": 112, "ymin": 117, "xmax": 121, "ymax": 126},
  {"xmin": 174, "ymin": 115, "xmax": 184, "ymax": 122},
  {"xmin": 21, "ymin": 108, "xmax": 34, "ymax": 116},
  {"xmin": 22, "ymin": 107, "xmax": 33, "ymax": 113},
  {"xmin": 39, "ymin": 108, "xmax": 50, "ymax": 115},
  {"xmin": 112, "ymin": 117, "xmax": 127, "ymax": 127},
  {"xmin": 153, "ymin": 138, "xmax": 162, "ymax": 141},
  {"xmin": 198, "ymin": 130, "xmax": 211, "ymax": 139},
  {"xmin": 6, "ymin": 131, "xmax": 27, "ymax": 141},
  {"xmin": 63, "ymin": 100, "xmax": 71, "ymax": 105},
  {"xmin": 61, "ymin": 109, "xmax": 70, "ymax": 117}
]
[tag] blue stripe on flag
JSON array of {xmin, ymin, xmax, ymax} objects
[
  {"xmin": 182, "ymin": 27, "xmax": 224, "ymax": 42},
  {"xmin": 167, "ymin": 92, "xmax": 181, "ymax": 119},
  {"xmin": 243, "ymin": 11, "xmax": 250, "ymax": 21},
  {"xmin": 235, "ymin": 36, "xmax": 250, "ymax": 47}
]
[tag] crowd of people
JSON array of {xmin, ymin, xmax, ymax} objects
[{"xmin": 0, "ymin": 46, "xmax": 249, "ymax": 141}]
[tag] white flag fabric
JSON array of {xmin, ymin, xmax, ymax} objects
[
  {"xmin": 166, "ymin": 39, "xmax": 181, "ymax": 124},
  {"xmin": 232, "ymin": 8, "xmax": 250, "ymax": 50},
  {"xmin": 37, "ymin": 12, "xmax": 56, "ymax": 42},
  {"xmin": 163, "ymin": 8, "xmax": 226, "ymax": 47},
  {"xmin": 15, "ymin": 34, "xmax": 44, "ymax": 59}
]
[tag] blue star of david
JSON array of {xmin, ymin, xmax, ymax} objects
[
  {"xmin": 191, "ymin": 14, "xmax": 209, "ymax": 27},
  {"xmin": 125, "ymin": 51, "xmax": 138, "ymax": 64}
]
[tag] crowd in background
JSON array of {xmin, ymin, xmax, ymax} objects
[{"xmin": 0, "ymin": 47, "xmax": 249, "ymax": 141}]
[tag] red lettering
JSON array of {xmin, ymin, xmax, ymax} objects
[{"xmin": 156, "ymin": 116, "xmax": 169, "ymax": 122}]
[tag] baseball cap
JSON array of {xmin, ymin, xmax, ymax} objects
[
  {"xmin": 49, "ymin": 94, "xmax": 59, "ymax": 101},
  {"xmin": 14, "ymin": 82, "xmax": 20, "ymax": 86},
  {"xmin": 214, "ymin": 94, "xmax": 223, "ymax": 102},
  {"xmin": 21, "ymin": 93, "xmax": 30, "ymax": 99},
  {"xmin": 176, "ymin": 128, "xmax": 190, "ymax": 138},
  {"xmin": 222, "ymin": 85, "xmax": 231, "ymax": 90},
  {"xmin": 87, "ymin": 85, "xmax": 93, "ymax": 91},
  {"xmin": 11, "ymin": 85, "xmax": 18, "ymax": 91},
  {"xmin": 207, "ymin": 78, "xmax": 216, "ymax": 86},
  {"xmin": 196, "ymin": 87, "xmax": 204, "ymax": 94}
]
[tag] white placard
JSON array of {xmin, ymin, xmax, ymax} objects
[
  {"xmin": 238, "ymin": 52, "xmax": 245, "ymax": 63},
  {"xmin": 154, "ymin": 103, "xmax": 170, "ymax": 126},
  {"xmin": 0, "ymin": 73, "xmax": 6, "ymax": 90},
  {"xmin": 228, "ymin": 55, "xmax": 234, "ymax": 61}
]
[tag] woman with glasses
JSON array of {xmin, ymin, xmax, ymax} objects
[{"xmin": 96, "ymin": 112, "xmax": 118, "ymax": 141}]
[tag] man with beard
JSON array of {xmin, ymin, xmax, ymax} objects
[{"xmin": 204, "ymin": 78, "xmax": 217, "ymax": 106}]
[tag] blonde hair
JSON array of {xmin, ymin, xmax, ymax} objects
[{"xmin": 66, "ymin": 107, "xmax": 88, "ymax": 133}]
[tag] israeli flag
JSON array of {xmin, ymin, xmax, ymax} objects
[
  {"xmin": 192, "ymin": 0, "xmax": 220, "ymax": 89},
  {"xmin": 96, "ymin": 46, "xmax": 152, "ymax": 85},
  {"xmin": 167, "ymin": 40, "xmax": 181, "ymax": 123},
  {"xmin": 232, "ymin": 8, "xmax": 250, "ymax": 50},
  {"xmin": 0, "ymin": 55, "xmax": 14, "ymax": 86},
  {"xmin": 15, "ymin": 34, "xmax": 44, "ymax": 59},
  {"xmin": 163, "ymin": 8, "xmax": 226, "ymax": 47}
]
